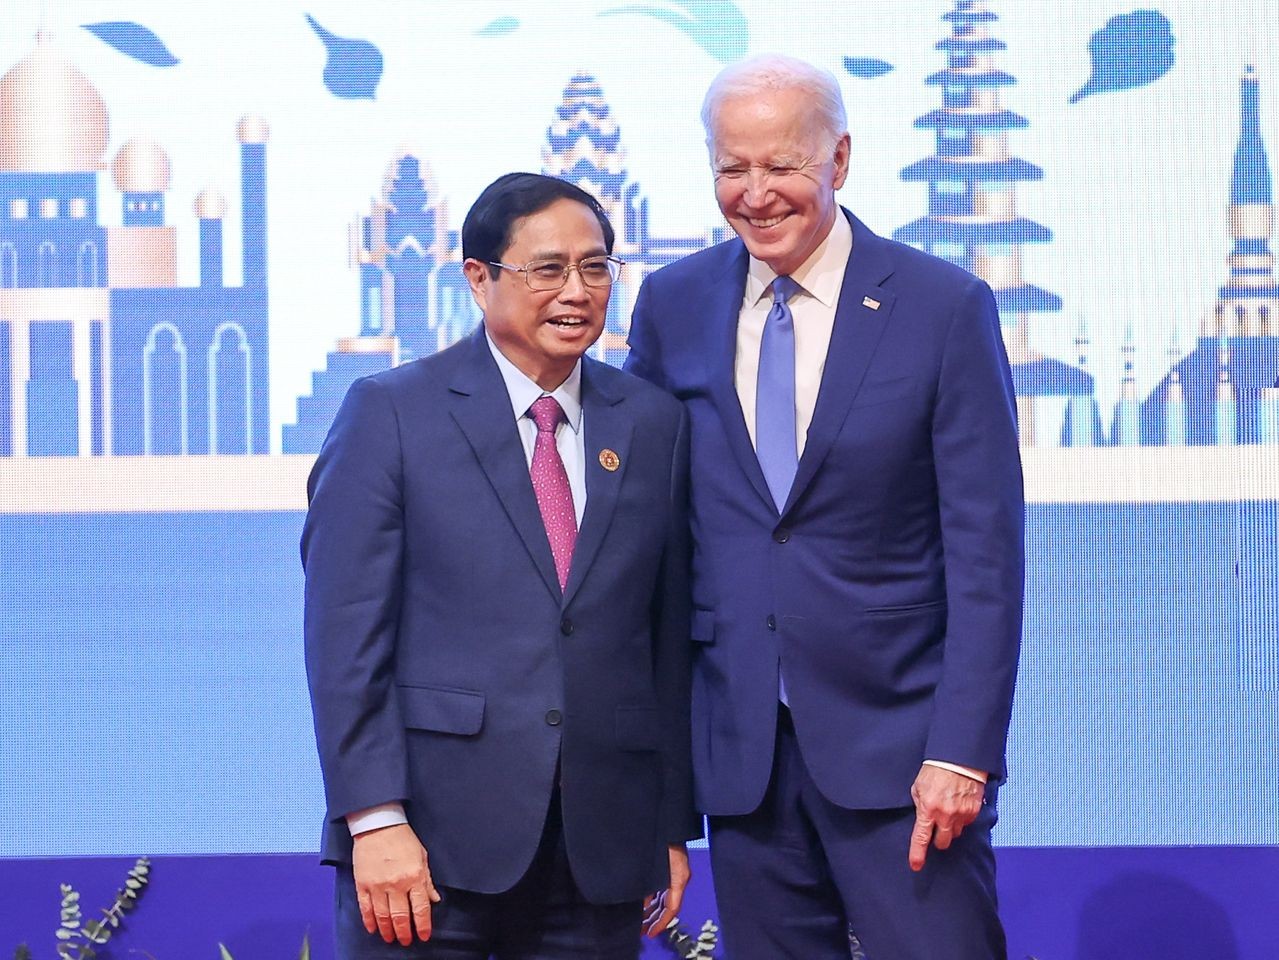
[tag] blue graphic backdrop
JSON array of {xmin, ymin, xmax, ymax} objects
[{"xmin": 1, "ymin": 0, "xmax": 1277, "ymax": 866}]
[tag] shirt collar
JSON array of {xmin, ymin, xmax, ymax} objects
[
  {"xmin": 744, "ymin": 208, "xmax": 853, "ymax": 309},
  {"xmin": 485, "ymin": 330, "xmax": 583, "ymax": 434}
]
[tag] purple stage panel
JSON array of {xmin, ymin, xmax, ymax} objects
[{"xmin": 3, "ymin": 847, "xmax": 1278, "ymax": 959}]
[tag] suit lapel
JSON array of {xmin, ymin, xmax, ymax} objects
[
  {"xmin": 701, "ymin": 243, "xmax": 777, "ymax": 512},
  {"xmin": 563, "ymin": 360, "xmax": 633, "ymax": 607},
  {"xmin": 447, "ymin": 330, "xmax": 562, "ymax": 602},
  {"xmin": 784, "ymin": 212, "xmax": 898, "ymax": 514}
]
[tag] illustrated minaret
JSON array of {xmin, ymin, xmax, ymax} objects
[
  {"xmin": 1162, "ymin": 329, "xmax": 1187, "ymax": 446},
  {"xmin": 1144, "ymin": 66, "xmax": 1279, "ymax": 444},
  {"xmin": 542, "ymin": 72, "xmax": 634, "ymax": 362},
  {"xmin": 1065, "ymin": 317, "xmax": 1100, "ymax": 446},
  {"xmin": 194, "ymin": 188, "xmax": 226, "ymax": 288},
  {"xmin": 895, "ymin": 0, "xmax": 1091, "ymax": 446},
  {"xmin": 1112, "ymin": 325, "xmax": 1141, "ymax": 445},
  {"xmin": 1209, "ymin": 66, "xmax": 1279, "ymax": 338},
  {"xmin": 237, "ymin": 116, "xmax": 269, "ymax": 289}
]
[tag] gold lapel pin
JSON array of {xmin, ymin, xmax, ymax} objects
[
  {"xmin": 599, "ymin": 448, "xmax": 620, "ymax": 472},
  {"xmin": 862, "ymin": 296, "xmax": 881, "ymax": 310}
]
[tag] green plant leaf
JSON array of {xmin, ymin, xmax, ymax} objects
[
  {"xmin": 218, "ymin": 943, "xmax": 235, "ymax": 960},
  {"xmin": 298, "ymin": 932, "xmax": 310, "ymax": 960},
  {"xmin": 126, "ymin": 878, "xmax": 142, "ymax": 890},
  {"xmin": 56, "ymin": 928, "xmax": 75, "ymax": 940}
]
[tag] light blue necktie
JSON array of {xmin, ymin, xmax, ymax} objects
[{"xmin": 756, "ymin": 276, "xmax": 801, "ymax": 513}]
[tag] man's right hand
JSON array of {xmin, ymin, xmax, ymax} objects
[{"xmin": 351, "ymin": 822, "xmax": 441, "ymax": 945}]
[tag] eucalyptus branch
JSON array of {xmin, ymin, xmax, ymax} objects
[{"xmin": 50, "ymin": 858, "xmax": 151, "ymax": 960}]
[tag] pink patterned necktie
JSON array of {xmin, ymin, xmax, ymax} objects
[{"xmin": 527, "ymin": 396, "xmax": 577, "ymax": 591}]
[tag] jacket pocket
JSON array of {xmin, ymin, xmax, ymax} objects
[
  {"xmin": 691, "ymin": 607, "xmax": 716, "ymax": 644},
  {"xmin": 850, "ymin": 376, "xmax": 917, "ymax": 410},
  {"xmin": 864, "ymin": 598, "xmax": 947, "ymax": 617},
  {"xmin": 615, "ymin": 704, "xmax": 661, "ymax": 751},
  {"xmin": 398, "ymin": 684, "xmax": 485, "ymax": 735}
]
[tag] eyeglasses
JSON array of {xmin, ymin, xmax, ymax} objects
[{"xmin": 488, "ymin": 256, "xmax": 624, "ymax": 291}]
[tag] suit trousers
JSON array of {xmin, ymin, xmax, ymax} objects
[
  {"xmin": 334, "ymin": 792, "xmax": 642, "ymax": 960},
  {"xmin": 707, "ymin": 708, "xmax": 1007, "ymax": 960}
]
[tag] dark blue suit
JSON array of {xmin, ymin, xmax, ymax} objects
[
  {"xmin": 303, "ymin": 329, "xmax": 697, "ymax": 929},
  {"xmin": 625, "ymin": 212, "xmax": 1023, "ymax": 958}
]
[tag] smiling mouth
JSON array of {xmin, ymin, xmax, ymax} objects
[
  {"xmin": 547, "ymin": 317, "xmax": 588, "ymax": 329},
  {"xmin": 746, "ymin": 213, "xmax": 790, "ymax": 229}
]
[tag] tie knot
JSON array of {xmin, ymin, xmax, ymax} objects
[
  {"xmin": 772, "ymin": 275, "xmax": 800, "ymax": 305},
  {"xmin": 528, "ymin": 395, "xmax": 566, "ymax": 434}
]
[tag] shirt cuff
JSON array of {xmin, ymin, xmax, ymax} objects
[
  {"xmin": 922, "ymin": 759, "xmax": 988, "ymax": 784},
  {"xmin": 346, "ymin": 802, "xmax": 408, "ymax": 836}
]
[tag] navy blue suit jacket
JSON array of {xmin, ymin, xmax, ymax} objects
[
  {"xmin": 625, "ymin": 211, "xmax": 1024, "ymax": 815},
  {"xmin": 303, "ymin": 328, "xmax": 697, "ymax": 904}
]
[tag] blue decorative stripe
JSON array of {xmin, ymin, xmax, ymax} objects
[
  {"xmin": 901, "ymin": 157, "xmax": 1044, "ymax": 181},
  {"xmin": 1233, "ymin": 239, "xmax": 1272, "ymax": 256},
  {"xmin": 895, "ymin": 216, "xmax": 1054, "ymax": 245},
  {"xmin": 546, "ymin": 126, "xmax": 622, "ymax": 151},
  {"xmin": 914, "ymin": 108, "xmax": 1028, "ymax": 130},
  {"xmin": 995, "ymin": 283, "xmax": 1064, "ymax": 314},
  {"xmin": 926, "ymin": 67, "xmax": 1015, "ymax": 87},
  {"xmin": 1219, "ymin": 284, "xmax": 1279, "ymax": 298},
  {"xmin": 942, "ymin": 9, "xmax": 998, "ymax": 23},
  {"xmin": 936, "ymin": 37, "xmax": 1007, "ymax": 52}
]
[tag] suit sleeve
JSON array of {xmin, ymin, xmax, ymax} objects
[
  {"xmin": 623, "ymin": 278, "xmax": 666, "ymax": 389},
  {"xmin": 925, "ymin": 278, "xmax": 1025, "ymax": 782},
  {"xmin": 654, "ymin": 405, "xmax": 701, "ymax": 842},
  {"xmin": 302, "ymin": 376, "xmax": 412, "ymax": 822}
]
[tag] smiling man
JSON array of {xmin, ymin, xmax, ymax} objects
[
  {"xmin": 304, "ymin": 172, "xmax": 697, "ymax": 959},
  {"xmin": 625, "ymin": 55, "xmax": 1025, "ymax": 959}
]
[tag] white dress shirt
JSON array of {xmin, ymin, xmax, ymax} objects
[
  {"xmin": 734, "ymin": 209, "xmax": 852, "ymax": 456},
  {"xmin": 345, "ymin": 335, "xmax": 589, "ymax": 836},
  {"xmin": 733, "ymin": 213, "xmax": 986, "ymax": 786}
]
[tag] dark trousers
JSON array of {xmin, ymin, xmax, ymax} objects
[
  {"xmin": 334, "ymin": 795, "xmax": 642, "ymax": 960},
  {"xmin": 707, "ymin": 708, "xmax": 1007, "ymax": 960}
]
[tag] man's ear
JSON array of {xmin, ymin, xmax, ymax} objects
[
  {"xmin": 831, "ymin": 133, "xmax": 852, "ymax": 191},
  {"xmin": 462, "ymin": 258, "xmax": 490, "ymax": 312}
]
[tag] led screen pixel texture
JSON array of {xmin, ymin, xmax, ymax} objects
[{"xmin": 1, "ymin": 0, "xmax": 1276, "ymax": 856}]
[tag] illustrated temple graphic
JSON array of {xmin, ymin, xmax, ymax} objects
[
  {"xmin": 284, "ymin": 71, "xmax": 728, "ymax": 452},
  {"xmin": 895, "ymin": 0, "xmax": 1094, "ymax": 447},
  {"xmin": 0, "ymin": 33, "xmax": 270, "ymax": 458},
  {"xmin": 1141, "ymin": 64, "xmax": 1279, "ymax": 445}
]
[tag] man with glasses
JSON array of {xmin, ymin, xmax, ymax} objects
[
  {"xmin": 625, "ymin": 55, "xmax": 1023, "ymax": 959},
  {"xmin": 304, "ymin": 172, "xmax": 696, "ymax": 958}
]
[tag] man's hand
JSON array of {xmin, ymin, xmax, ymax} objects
[
  {"xmin": 908, "ymin": 764, "xmax": 985, "ymax": 872},
  {"xmin": 351, "ymin": 822, "xmax": 441, "ymax": 944},
  {"xmin": 642, "ymin": 844, "xmax": 691, "ymax": 938}
]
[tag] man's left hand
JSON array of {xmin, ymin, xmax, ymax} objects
[
  {"xmin": 642, "ymin": 844, "xmax": 690, "ymax": 938},
  {"xmin": 908, "ymin": 764, "xmax": 984, "ymax": 872}
]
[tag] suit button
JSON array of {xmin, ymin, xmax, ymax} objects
[
  {"xmin": 766, "ymin": 614, "xmax": 777, "ymax": 631},
  {"xmin": 774, "ymin": 528, "xmax": 790, "ymax": 544},
  {"xmin": 545, "ymin": 709, "xmax": 563, "ymax": 726},
  {"xmin": 560, "ymin": 618, "xmax": 573, "ymax": 636}
]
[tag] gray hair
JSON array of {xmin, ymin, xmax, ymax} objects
[{"xmin": 701, "ymin": 53, "xmax": 848, "ymax": 149}]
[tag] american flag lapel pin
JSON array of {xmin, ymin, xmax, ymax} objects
[{"xmin": 862, "ymin": 296, "xmax": 881, "ymax": 310}]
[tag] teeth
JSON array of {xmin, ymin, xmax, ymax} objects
[{"xmin": 749, "ymin": 214, "xmax": 787, "ymax": 228}]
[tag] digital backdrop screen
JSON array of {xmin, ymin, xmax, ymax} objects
[{"xmin": 1, "ymin": 0, "xmax": 1276, "ymax": 857}]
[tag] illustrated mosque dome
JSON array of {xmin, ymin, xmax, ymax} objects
[
  {"xmin": 112, "ymin": 138, "xmax": 171, "ymax": 193},
  {"xmin": 0, "ymin": 32, "xmax": 109, "ymax": 172},
  {"xmin": 193, "ymin": 187, "xmax": 227, "ymax": 220}
]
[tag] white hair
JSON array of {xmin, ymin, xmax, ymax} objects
[{"xmin": 700, "ymin": 53, "xmax": 848, "ymax": 150}]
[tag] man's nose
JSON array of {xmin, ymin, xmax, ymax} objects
[
  {"xmin": 558, "ymin": 265, "xmax": 589, "ymax": 299},
  {"xmin": 742, "ymin": 168, "xmax": 774, "ymax": 207}
]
